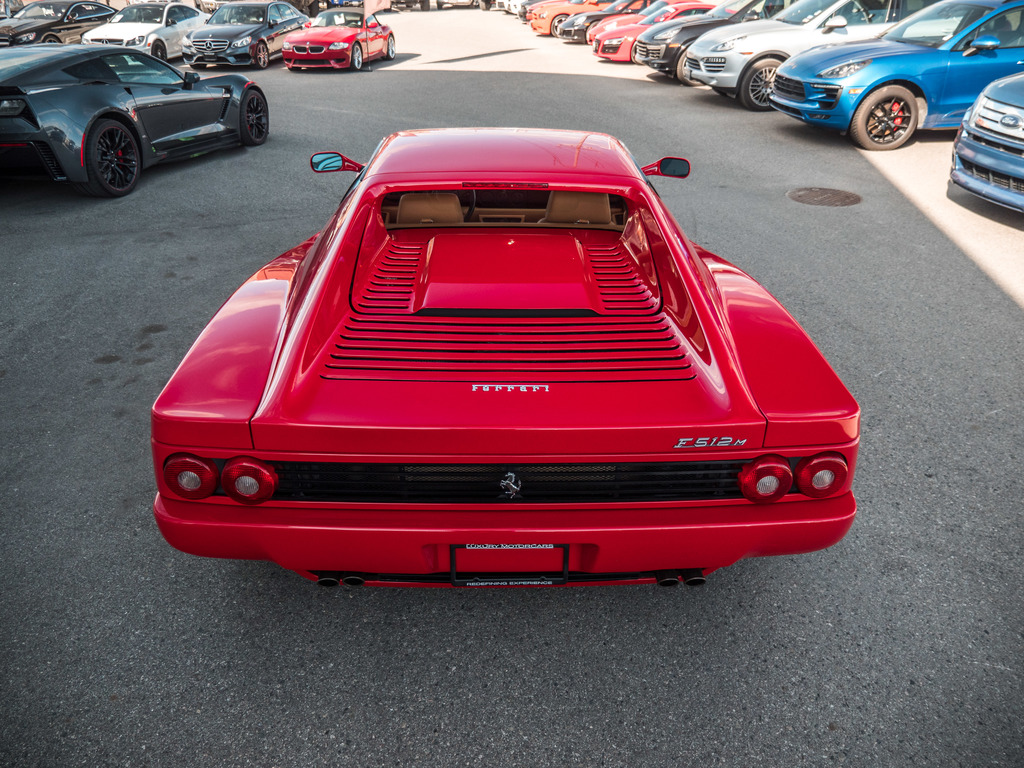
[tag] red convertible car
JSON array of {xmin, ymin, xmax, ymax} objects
[
  {"xmin": 281, "ymin": 9, "xmax": 394, "ymax": 71},
  {"xmin": 152, "ymin": 128, "xmax": 859, "ymax": 588}
]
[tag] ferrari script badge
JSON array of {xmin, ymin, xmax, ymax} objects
[{"xmin": 500, "ymin": 472, "xmax": 522, "ymax": 499}]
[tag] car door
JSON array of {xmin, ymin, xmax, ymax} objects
[
  {"xmin": 266, "ymin": 2, "xmax": 302, "ymax": 52},
  {"xmin": 940, "ymin": 8, "xmax": 1024, "ymax": 122},
  {"xmin": 101, "ymin": 51, "xmax": 228, "ymax": 148},
  {"xmin": 364, "ymin": 13, "xmax": 384, "ymax": 56},
  {"xmin": 163, "ymin": 4, "xmax": 195, "ymax": 56}
]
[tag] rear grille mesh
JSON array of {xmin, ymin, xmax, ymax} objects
[{"xmin": 272, "ymin": 460, "xmax": 746, "ymax": 503}]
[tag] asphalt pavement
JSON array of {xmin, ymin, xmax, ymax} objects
[{"xmin": 1, "ymin": 9, "xmax": 1022, "ymax": 767}]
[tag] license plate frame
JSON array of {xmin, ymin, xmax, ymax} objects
[{"xmin": 449, "ymin": 543, "xmax": 570, "ymax": 587}]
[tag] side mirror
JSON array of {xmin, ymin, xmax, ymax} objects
[
  {"xmin": 743, "ymin": 10, "xmax": 759, "ymax": 20},
  {"xmin": 965, "ymin": 34, "xmax": 1000, "ymax": 55},
  {"xmin": 66, "ymin": 12, "xmax": 78, "ymax": 20},
  {"xmin": 822, "ymin": 15, "xmax": 846, "ymax": 32},
  {"xmin": 166, "ymin": 17, "xmax": 177, "ymax": 26},
  {"xmin": 303, "ymin": 20, "xmax": 311, "ymax": 26},
  {"xmin": 268, "ymin": 18, "xmax": 277, "ymax": 27},
  {"xmin": 310, "ymin": 152, "xmax": 364, "ymax": 173},
  {"xmin": 641, "ymin": 157, "xmax": 690, "ymax": 179},
  {"xmin": 183, "ymin": 71, "xmax": 200, "ymax": 88}
]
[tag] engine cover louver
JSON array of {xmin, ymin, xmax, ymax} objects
[{"xmin": 327, "ymin": 230, "xmax": 694, "ymax": 383}]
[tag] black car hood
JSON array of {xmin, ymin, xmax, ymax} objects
[
  {"xmin": 191, "ymin": 23, "xmax": 263, "ymax": 40},
  {"xmin": 0, "ymin": 18, "xmax": 57, "ymax": 35}
]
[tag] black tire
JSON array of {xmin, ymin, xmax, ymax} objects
[
  {"xmin": 189, "ymin": 61, "xmax": 207, "ymax": 69},
  {"xmin": 550, "ymin": 13, "xmax": 568, "ymax": 34},
  {"xmin": 240, "ymin": 89, "xmax": 269, "ymax": 146},
  {"xmin": 350, "ymin": 43, "xmax": 362, "ymax": 70},
  {"xmin": 41, "ymin": 34, "xmax": 61, "ymax": 43},
  {"xmin": 849, "ymin": 84, "xmax": 918, "ymax": 151},
  {"xmin": 252, "ymin": 41, "xmax": 270, "ymax": 69},
  {"xmin": 480, "ymin": 0, "xmax": 491, "ymax": 8},
  {"xmin": 151, "ymin": 40, "xmax": 167, "ymax": 60},
  {"xmin": 73, "ymin": 119, "xmax": 140, "ymax": 197},
  {"xmin": 737, "ymin": 56, "xmax": 781, "ymax": 111},
  {"xmin": 673, "ymin": 47, "xmax": 699, "ymax": 86},
  {"xmin": 630, "ymin": 41, "xmax": 641, "ymax": 63},
  {"xmin": 384, "ymin": 34, "xmax": 396, "ymax": 60},
  {"xmin": 419, "ymin": 0, "xmax": 428, "ymax": 9}
]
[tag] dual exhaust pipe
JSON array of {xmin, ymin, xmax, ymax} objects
[{"xmin": 314, "ymin": 572, "xmax": 365, "ymax": 587}]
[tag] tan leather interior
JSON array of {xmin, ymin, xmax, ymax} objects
[
  {"xmin": 541, "ymin": 191, "xmax": 612, "ymax": 225},
  {"xmin": 396, "ymin": 193, "xmax": 464, "ymax": 224}
]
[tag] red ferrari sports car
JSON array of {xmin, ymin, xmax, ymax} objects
[
  {"xmin": 281, "ymin": 9, "xmax": 394, "ymax": 71},
  {"xmin": 152, "ymin": 128, "xmax": 859, "ymax": 589}
]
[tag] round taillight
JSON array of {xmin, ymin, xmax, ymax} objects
[
  {"xmin": 221, "ymin": 457, "xmax": 278, "ymax": 505},
  {"xmin": 795, "ymin": 452, "xmax": 848, "ymax": 498},
  {"xmin": 738, "ymin": 455, "xmax": 793, "ymax": 503},
  {"xmin": 163, "ymin": 454, "xmax": 219, "ymax": 500}
]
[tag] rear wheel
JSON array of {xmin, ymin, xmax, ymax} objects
[
  {"xmin": 737, "ymin": 56, "xmax": 781, "ymax": 111},
  {"xmin": 384, "ymin": 35, "xmax": 396, "ymax": 60},
  {"xmin": 350, "ymin": 43, "xmax": 362, "ymax": 70},
  {"xmin": 74, "ymin": 119, "xmax": 140, "ymax": 197},
  {"xmin": 240, "ymin": 89, "xmax": 269, "ymax": 146},
  {"xmin": 849, "ymin": 84, "xmax": 918, "ymax": 151}
]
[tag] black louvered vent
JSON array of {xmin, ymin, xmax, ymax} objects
[{"xmin": 272, "ymin": 460, "xmax": 746, "ymax": 503}]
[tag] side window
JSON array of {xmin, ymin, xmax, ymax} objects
[
  {"xmin": 167, "ymin": 6, "xmax": 189, "ymax": 23},
  {"xmin": 101, "ymin": 52, "xmax": 183, "ymax": 85},
  {"xmin": 64, "ymin": 56, "xmax": 119, "ymax": 80},
  {"xmin": 366, "ymin": 13, "xmax": 378, "ymax": 26},
  {"xmin": 971, "ymin": 9, "xmax": 1024, "ymax": 47},
  {"xmin": 268, "ymin": 3, "xmax": 285, "ymax": 22},
  {"xmin": 826, "ymin": 0, "xmax": 888, "ymax": 24},
  {"xmin": 180, "ymin": 6, "xmax": 200, "ymax": 19}
]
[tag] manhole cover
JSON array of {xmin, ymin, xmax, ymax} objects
[{"xmin": 787, "ymin": 188, "xmax": 862, "ymax": 207}]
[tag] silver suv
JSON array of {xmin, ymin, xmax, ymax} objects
[{"xmin": 683, "ymin": 0, "xmax": 937, "ymax": 109}]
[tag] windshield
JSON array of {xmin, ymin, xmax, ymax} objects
[
  {"xmin": 109, "ymin": 6, "xmax": 164, "ymax": 23},
  {"xmin": 883, "ymin": 1, "xmax": 993, "ymax": 46},
  {"xmin": 313, "ymin": 10, "xmax": 363, "ymax": 26},
  {"xmin": 639, "ymin": 0, "xmax": 672, "ymax": 17},
  {"xmin": 603, "ymin": 0, "xmax": 635, "ymax": 11},
  {"xmin": 209, "ymin": 5, "xmax": 265, "ymax": 24},
  {"xmin": 14, "ymin": 2, "xmax": 70, "ymax": 19},
  {"xmin": 708, "ymin": 0, "xmax": 756, "ymax": 18},
  {"xmin": 774, "ymin": 0, "xmax": 837, "ymax": 24}
]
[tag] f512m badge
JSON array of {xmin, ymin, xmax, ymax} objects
[{"xmin": 674, "ymin": 436, "xmax": 748, "ymax": 449}]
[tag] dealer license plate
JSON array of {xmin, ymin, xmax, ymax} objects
[{"xmin": 449, "ymin": 543, "xmax": 569, "ymax": 586}]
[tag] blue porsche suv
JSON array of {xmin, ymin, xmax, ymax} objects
[{"xmin": 768, "ymin": 0, "xmax": 1024, "ymax": 149}]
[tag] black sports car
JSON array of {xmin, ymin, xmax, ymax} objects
[
  {"xmin": 555, "ymin": 0, "xmax": 655, "ymax": 42},
  {"xmin": 0, "ymin": 0, "xmax": 114, "ymax": 46},
  {"xmin": 182, "ymin": 0, "xmax": 307, "ymax": 69},
  {"xmin": 0, "ymin": 44, "xmax": 269, "ymax": 196},
  {"xmin": 634, "ymin": 0, "xmax": 785, "ymax": 81}
]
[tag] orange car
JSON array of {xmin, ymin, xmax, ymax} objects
[{"xmin": 529, "ymin": 0, "xmax": 616, "ymax": 36}]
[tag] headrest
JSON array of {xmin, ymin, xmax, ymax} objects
[
  {"xmin": 396, "ymin": 193, "xmax": 464, "ymax": 224},
  {"xmin": 544, "ymin": 191, "xmax": 612, "ymax": 225}
]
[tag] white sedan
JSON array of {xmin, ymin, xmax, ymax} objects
[{"xmin": 83, "ymin": 2, "xmax": 209, "ymax": 60}]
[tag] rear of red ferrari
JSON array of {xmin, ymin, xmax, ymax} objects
[{"xmin": 152, "ymin": 129, "xmax": 858, "ymax": 587}]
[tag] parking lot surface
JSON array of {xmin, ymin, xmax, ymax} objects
[{"xmin": 1, "ymin": 9, "xmax": 1022, "ymax": 767}]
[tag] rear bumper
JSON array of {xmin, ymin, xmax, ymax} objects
[{"xmin": 154, "ymin": 491, "xmax": 857, "ymax": 586}]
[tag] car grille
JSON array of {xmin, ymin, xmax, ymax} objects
[
  {"xmin": 291, "ymin": 44, "xmax": 327, "ymax": 54},
  {"xmin": 91, "ymin": 37, "xmax": 125, "ymax": 45},
  {"xmin": 271, "ymin": 460, "xmax": 748, "ymax": 503},
  {"xmin": 634, "ymin": 41, "xmax": 664, "ymax": 58},
  {"xmin": 959, "ymin": 158, "xmax": 1024, "ymax": 193},
  {"xmin": 973, "ymin": 98, "xmax": 1024, "ymax": 147},
  {"xmin": 964, "ymin": 127, "xmax": 1024, "ymax": 158},
  {"xmin": 772, "ymin": 74, "xmax": 804, "ymax": 101},
  {"xmin": 192, "ymin": 38, "xmax": 230, "ymax": 52}
]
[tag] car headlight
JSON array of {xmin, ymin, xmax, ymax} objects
[
  {"xmin": 652, "ymin": 28, "xmax": 676, "ymax": 41},
  {"xmin": 538, "ymin": 12, "xmax": 547, "ymax": 18},
  {"xmin": 231, "ymin": 36, "xmax": 252, "ymax": 48},
  {"xmin": 16, "ymin": 32, "xmax": 36, "ymax": 43},
  {"xmin": 817, "ymin": 59, "xmax": 871, "ymax": 79},
  {"xmin": 605, "ymin": 37, "xmax": 623, "ymax": 45},
  {"xmin": 125, "ymin": 35, "xmax": 145, "ymax": 46},
  {"xmin": 282, "ymin": 40, "xmax": 292, "ymax": 50},
  {"xmin": 328, "ymin": 41, "xmax": 349, "ymax": 50},
  {"xmin": 966, "ymin": 94, "xmax": 989, "ymax": 127},
  {"xmin": 711, "ymin": 36, "xmax": 743, "ymax": 52}
]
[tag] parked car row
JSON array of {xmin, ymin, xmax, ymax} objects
[{"xmin": 497, "ymin": 0, "xmax": 1024, "ymax": 210}]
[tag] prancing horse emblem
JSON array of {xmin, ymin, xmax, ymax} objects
[{"xmin": 500, "ymin": 471, "xmax": 522, "ymax": 499}]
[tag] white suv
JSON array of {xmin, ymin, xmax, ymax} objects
[{"xmin": 683, "ymin": 0, "xmax": 936, "ymax": 109}]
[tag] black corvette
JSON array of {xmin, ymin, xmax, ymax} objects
[
  {"xmin": 182, "ymin": 1, "xmax": 307, "ymax": 69},
  {"xmin": 0, "ymin": 0, "xmax": 114, "ymax": 46},
  {"xmin": 555, "ymin": 0, "xmax": 656, "ymax": 43},
  {"xmin": 0, "ymin": 45, "xmax": 269, "ymax": 196},
  {"xmin": 634, "ymin": 0, "xmax": 786, "ymax": 81}
]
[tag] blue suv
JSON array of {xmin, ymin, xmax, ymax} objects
[{"xmin": 769, "ymin": 0, "xmax": 1024, "ymax": 149}]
